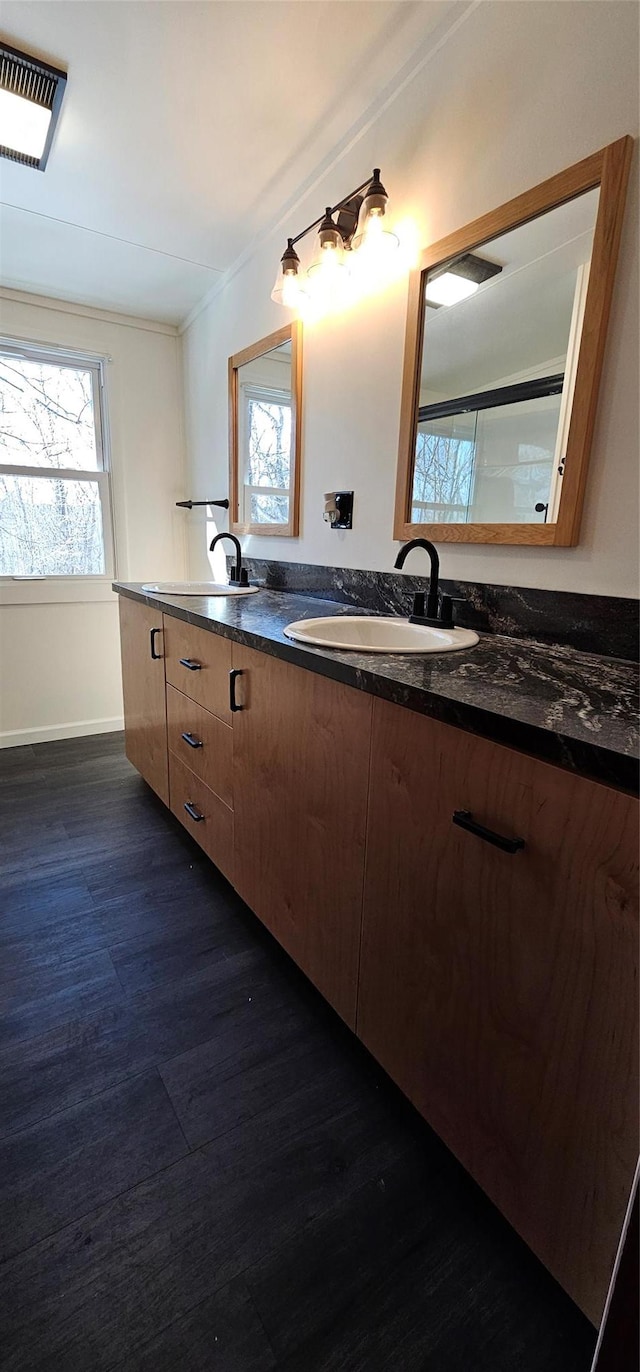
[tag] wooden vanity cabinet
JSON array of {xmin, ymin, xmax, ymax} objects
[
  {"xmin": 116, "ymin": 595, "xmax": 638, "ymax": 1322},
  {"xmin": 118, "ymin": 596, "xmax": 168, "ymax": 804},
  {"xmin": 357, "ymin": 697, "xmax": 639, "ymax": 1325},
  {"xmin": 231, "ymin": 644, "xmax": 372, "ymax": 1029}
]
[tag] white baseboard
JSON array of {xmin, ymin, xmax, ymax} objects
[{"xmin": 0, "ymin": 716, "xmax": 124, "ymax": 749}]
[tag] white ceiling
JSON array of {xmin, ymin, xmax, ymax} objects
[{"xmin": 0, "ymin": 0, "xmax": 458, "ymax": 324}]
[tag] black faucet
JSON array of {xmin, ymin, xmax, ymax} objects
[
  {"xmin": 209, "ymin": 532, "xmax": 248, "ymax": 585},
  {"xmin": 394, "ymin": 538, "xmax": 455, "ymax": 629}
]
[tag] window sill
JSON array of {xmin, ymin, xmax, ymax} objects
[{"xmin": 0, "ymin": 577, "xmax": 118, "ymax": 606}]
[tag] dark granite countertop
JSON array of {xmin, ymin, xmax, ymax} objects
[{"xmin": 114, "ymin": 583, "xmax": 639, "ymax": 795}]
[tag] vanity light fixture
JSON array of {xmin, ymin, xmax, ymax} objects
[
  {"xmin": 426, "ymin": 252, "xmax": 502, "ymax": 307},
  {"xmin": 0, "ymin": 40, "xmax": 67, "ymax": 170},
  {"xmin": 271, "ymin": 168, "xmax": 398, "ymax": 309}
]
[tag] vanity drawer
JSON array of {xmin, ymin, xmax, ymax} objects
[
  {"xmin": 168, "ymin": 750, "xmax": 234, "ymax": 884},
  {"xmin": 166, "ymin": 684, "xmax": 233, "ymax": 809},
  {"xmin": 163, "ymin": 616, "xmax": 232, "ymax": 721}
]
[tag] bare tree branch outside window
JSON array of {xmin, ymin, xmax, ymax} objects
[
  {"xmin": 412, "ymin": 424, "xmax": 476, "ymax": 523},
  {"xmin": 0, "ymin": 350, "xmax": 110, "ymax": 575},
  {"xmin": 243, "ymin": 387, "xmax": 291, "ymax": 524}
]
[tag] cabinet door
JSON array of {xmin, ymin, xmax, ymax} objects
[
  {"xmin": 358, "ymin": 697, "xmax": 638, "ymax": 1325},
  {"xmin": 168, "ymin": 751, "xmax": 234, "ymax": 885},
  {"xmin": 163, "ymin": 616, "xmax": 232, "ymax": 721},
  {"xmin": 118, "ymin": 597, "xmax": 168, "ymax": 804},
  {"xmin": 166, "ymin": 684, "xmax": 233, "ymax": 808},
  {"xmin": 232, "ymin": 646, "xmax": 372, "ymax": 1029}
]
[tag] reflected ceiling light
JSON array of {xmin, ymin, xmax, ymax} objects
[
  {"xmin": 0, "ymin": 41, "xmax": 67, "ymax": 170},
  {"xmin": 426, "ymin": 273, "xmax": 479, "ymax": 306},
  {"xmin": 426, "ymin": 253, "xmax": 502, "ymax": 307},
  {"xmin": 271, "ymin": 168, "xmax": 398, "ymax": 312}
]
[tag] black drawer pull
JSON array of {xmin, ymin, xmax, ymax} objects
[
  {"xmin": 452, "ymin": 810, "xmax": 525, "ymax": 854},
  {"xmin": 179, "ymin": 658, "xmax": 202, "ymax": 671},
  {"xmin": 149, "ymin": 627, "xmax": 162, "ymax": 660},
  {"xmin": 229, "ymin": 668, "xmax": 243, "ymax": 712},
  {"xmin": 184, "ymin": 801, "xmax": 204, "ymax": 822},
  {"xmin": 181, "ymin": 731, "xmax": 203, "ymax": 749}
]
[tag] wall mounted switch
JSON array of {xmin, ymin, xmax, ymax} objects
[{"xmin": 323, "ymin": 490, "xmax": 353, "ymax": 529}]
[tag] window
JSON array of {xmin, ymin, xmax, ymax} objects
[
  {"xmin": 241, "ymin": 384, "xmax": 292, "ymax": 526},
  {"xmin": 412, "ymin": 420, "xmax": 477, "ymax": 523},
  {"xmin": 0, "ymin": 340, "xmax": 114, "ymax": 577}
]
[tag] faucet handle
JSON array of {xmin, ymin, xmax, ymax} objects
[
  {"xmin": 411, "ymin": 592, "xmax": 426, "ymax": 618},
  {"xmin": 438, "ymin": 594, "xmax": 454, "ymax": 628}
]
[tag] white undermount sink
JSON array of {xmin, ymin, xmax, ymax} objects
[
  {"xmin": 283, "ymin": 615, "xmax": 479, "ymax": 654},
  {"xmin": 141, "ymin": 581, "xmax": 260, "ymax": 596}
]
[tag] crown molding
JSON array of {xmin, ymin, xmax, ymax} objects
[{"xmin": 0, "ymin": 285, "xmax": 180, "ymax": 335}]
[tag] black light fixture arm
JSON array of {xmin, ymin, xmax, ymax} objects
[
  {"xmin": 286, "ymin": 173, "xmax": 378, "ymax": 250},
  {"xmin": 280, "ymin": 169, "xmax": 387, "ymax": 265}
]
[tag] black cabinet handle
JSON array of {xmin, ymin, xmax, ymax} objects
[
  {"xmin": 184, "ymin": 801, "xmax": 204, "ymax": 822},
  {"xmin": 229, "ymin": 668, "xmax": 243, "ymax": 712},
  {"xmin": 179, "ymin": 658, "xmax": 202, "ymax": 671},
  {"xmin": 181, "ymin": 731, "xmax": 203, "ymax": 749},
  {"xmin": 150, "ymin": 627, "xmax": 162, "ymax": 660},
  {"xmin": 452, "ymin": 810, "xmax": 525, "ymax": 854}
]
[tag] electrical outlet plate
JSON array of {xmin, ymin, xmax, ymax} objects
[{"xmin": 332, "ymin": 491, "xmax": 353, "ymax": 529}]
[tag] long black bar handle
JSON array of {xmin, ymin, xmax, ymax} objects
[
  {"xmin": 179, "ymin": 658, "xmax": 202, "ymax": 671},
  {"xmin": 150, "ymin": 627, "xmax": 162, "ymax": 660},
  {"xmin": 176, "ymin": 499, "xmax": 230, "ymax": 510},
  {"xmin": 184, "ymin": 801, "xmax": 204, "ymax": 822},
  {"xmin": 229, "ymin": 668, "xmax": 243, "ymax": 713},
  {"xmin": 452, "ymin": 809, "xmax": 525, "ymax": 855},
  {"xmin": 181, "ymin": 732, "xmax": 203, "ymax": 750}
]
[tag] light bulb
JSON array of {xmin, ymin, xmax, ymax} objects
[
  {"xmin": 350, "ymin": 213, "xmax": 399, "ymax": 296},
  {"xmin": 306, "ymin": 246, "xmax": 351, "ymax": 314},
  {"xmin": 282, "ymin": 272, "xmax": 303, "ymax": 309}
]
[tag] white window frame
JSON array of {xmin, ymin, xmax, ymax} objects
[
  {"xmin": 240, "ymin": 383, "xmax": 292, "ymax": 526},
  {"xmin": 0, "ymin": 336, "xmax": 116, "ymax": 600}
]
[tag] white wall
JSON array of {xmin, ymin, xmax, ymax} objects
[
  {"xmin": 182, "ymin": 0, "xmax": 639, "ymax": 597},
  {"xmin": 0, "ymin": 289, "xmax": 187, "ymax": 746}
]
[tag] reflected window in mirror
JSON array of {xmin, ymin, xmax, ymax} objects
[
  {"xmin": 395, "ymin": 137, "xmax": 632, "ymax": 546},
  {"xmin": 229, "ymin": 322, "xmax": 302, "ymax": 537}
]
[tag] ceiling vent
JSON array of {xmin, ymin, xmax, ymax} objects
[{"xmin": 0, "ymin": 40, "xmax": 67, "ymax": 170}]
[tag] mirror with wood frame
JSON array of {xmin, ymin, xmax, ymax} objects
[
  {"xmin": 229, "ymin": 321, "xmax": 302, "ymax": 537},
  {"xmin": 394, "ymin": 136, "xmax": 632, "ymax": 546}
]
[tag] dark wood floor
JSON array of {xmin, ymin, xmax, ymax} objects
[{"xmin": 0, "ymin": 733, "xmax": 597, "ymax": 1372}]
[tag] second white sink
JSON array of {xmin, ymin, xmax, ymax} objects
[
  {"xmin": 141, "ymin": 581, "xmax": 260, "ymax": 596},
  {"xmin": 283, "ymin": 615, "xmax": 479, "ymax": 654}
]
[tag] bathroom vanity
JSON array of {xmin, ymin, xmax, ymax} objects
[{"xmin": 115, "ymin": 582, "xmax": 638, "ymax": 1329}]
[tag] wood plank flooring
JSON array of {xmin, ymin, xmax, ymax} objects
[{"xmin": 0, "ymin": 733, "xmax": 597, "ymax": 1371}]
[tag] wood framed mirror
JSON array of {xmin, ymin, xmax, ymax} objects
[
  {"xmin": 394, "ymin": 137, "xmax": 632, "ymax": 546},
  {"xmin": 229, "ymin": 321, "xmax": 302, "ymax": 537}
]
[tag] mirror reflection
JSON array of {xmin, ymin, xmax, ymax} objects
[
  {"xmin": 236, "ymin": 339, "xmax": 293, "ymax": 527},
  {"xmin": 411, "ymin": 187, "xmax": 599, "ymax": 526}
]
